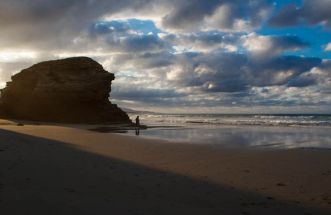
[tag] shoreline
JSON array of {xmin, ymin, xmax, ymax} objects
[
  {"xmin": 0, "ymin": 120, "xmax": 331, "ymax": 214},
  {"xmin": 127, "ymin": 112, "xmax": 331, "ymax": 129}
]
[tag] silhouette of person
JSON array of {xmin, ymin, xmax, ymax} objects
[
  {"xmin": 135, "ymin": 116, "xmax": 140, "ymax": 136},
  {"xmin": 135, "ymin": 116, "xmax": 140, "ymax": 127}
]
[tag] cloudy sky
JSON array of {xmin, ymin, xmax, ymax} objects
[{"xmin": 1, "ymin": 0, "xmax": 331, "ymax": 113}]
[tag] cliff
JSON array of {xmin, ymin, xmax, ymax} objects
[{"xmin": 0, "ymin": 57, "xmax": 131, "ymax": 123}]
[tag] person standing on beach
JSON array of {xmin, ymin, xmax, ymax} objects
[
  {"xmin": 135, "ymin": 116, "xmax": 140, "ymax": 127},
  {"xmin": 135, "ymin": 116, "xmax": 140, "ymax": 136}
]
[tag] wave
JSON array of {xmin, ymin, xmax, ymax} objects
[
  {"xmin": 128, "ymin": 113, "xmax": 331, "ymax": 128},
  {"xmin": 184, "ymin": 119, "xmax": 331, "ymax": 127}
]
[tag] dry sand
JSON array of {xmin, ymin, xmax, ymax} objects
[{"xmin": 0, "ymin": 120, "xmax": 331, "ymax": 214}]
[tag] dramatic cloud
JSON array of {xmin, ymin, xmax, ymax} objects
[
  {"xmin": 165, "ymin": 52, "xmax": 320, "ymax": 92},
  {"xmin": 287, "ymin": 73, "xmax": 317, "ymax": 88},
  {"xmin": 0, "ymin": 0, "xmax": 331, "ymax": 113},
  {"xmin": 66, "ymin": 19, "xmax": 170, "ymax": 53},
  {"xmin": 242, "ymin": 33, "xmax": 309, "ymax": 58},
  {"xmin": 163, "ymin": 31, "xmax": 240, "ymax": 52},
  {"xmin": 0, "ymin": 0, "xmax": 153, "ymax": 49},
  {"xmin": 107, "ymin": 49, "xmax": 322, "ymax": 109},
  {"xmin": 270, "ymin": 0, "xmax": 331, "ymax": 28},
  {"xmin": 162, "ymin": 0, "xmax": 271, "ymax": 32}
]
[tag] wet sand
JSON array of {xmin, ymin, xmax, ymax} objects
[{"xmin": 0, "ymin": 120, "xmax": 331, "ymax": 214}]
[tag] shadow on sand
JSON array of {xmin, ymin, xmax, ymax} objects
[{"xmin": 0, "ymin": 128, "xmax": 329, "ymax": 215}]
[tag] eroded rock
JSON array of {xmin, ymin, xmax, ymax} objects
[{"xmin": 0, "ymin": 57, "xmax": 131, "ymax": 123}]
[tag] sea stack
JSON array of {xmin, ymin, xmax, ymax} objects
[{"xmin": 0, "ymin": 57, "xmax": 131, "ymax": 123}]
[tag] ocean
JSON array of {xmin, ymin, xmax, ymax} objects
[
  {"xmin": 127, "ymin": 113, "xmax": 331, "ymax": 149},
  {"xmin": 129, "ymin": 113, "xmax": 331, "ymax": 127}
]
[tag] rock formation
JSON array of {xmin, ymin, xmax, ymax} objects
[{"xmin": 0, "ymin": 57, "xmax": 131, "ymax": 123}]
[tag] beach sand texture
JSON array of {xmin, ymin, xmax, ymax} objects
[{"xmin": 0, "ymin": 120, "xmax": 331, "ymax": 214}]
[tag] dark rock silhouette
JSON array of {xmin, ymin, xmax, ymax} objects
[{"xmin": 0, "ymin": 57, "xmax": 131, "ymax": 123}]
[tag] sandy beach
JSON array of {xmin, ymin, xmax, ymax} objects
[{"xmin": 0, "ymin": 120, "xmax": 331, "ymax": 214}]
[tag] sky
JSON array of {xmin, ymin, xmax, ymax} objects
[{"xmin": 0, "ymin": 0, "xmax": 331, "ymax": 113}]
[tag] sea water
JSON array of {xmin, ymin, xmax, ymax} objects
[{"xmin": 127, "ymin": 113, "xmax": 331, "ymax": 149}]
